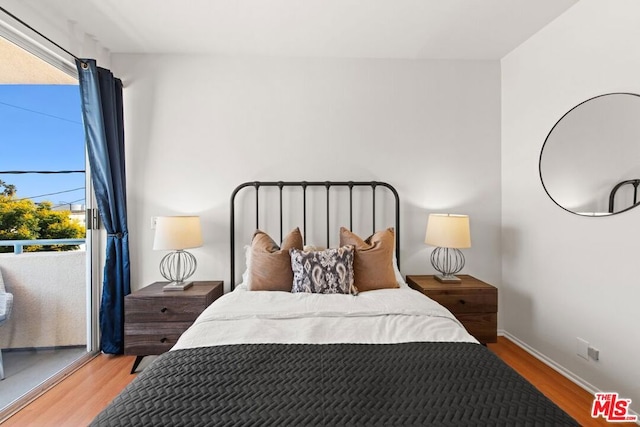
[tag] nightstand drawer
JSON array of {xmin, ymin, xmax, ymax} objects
[
  {"xmin": 456, "ymin": 313, "xmax": 497, "ymax": 344},
  {"xmin": 124, "ymin": 322, "xmax": 193, "ymax": 355},
  {"xmin": 124, "ymin": 281, "xmax": 224, "ymax": 365},
  {"xmin": 406, "ymin": 275, "xmax": 498, "ymax": 345},
  {"xmin": 425, "ymin": 290, "xmax": 497, "ymax": 314},
  {"xmin": 125, "ymin": 297, "xmax": 208, "ymax": 323}
]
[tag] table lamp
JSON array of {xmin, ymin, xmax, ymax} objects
[
  {"xmin": 424, "ymin": 213, "xmax": 471, "ymax": 283},
  {"xmin": 153, "ymin": 216, "xmax": 203, "ymax": 291}
]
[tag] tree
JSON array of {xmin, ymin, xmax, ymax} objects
[
  {"xmin": 0, "ymin": 180, "xmax": 16, "ymax": 197},
  {"xmin": 0, "ymin": 191, "xmax": 85, "ymax": 253}
]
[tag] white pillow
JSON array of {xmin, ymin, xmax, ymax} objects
[
  {"xmin": 241, "ymin": 244, "xmax": 251, "ymax": 288},
  {"xmin": 303, "ymin": 244, "xmax": 325, "ymax": 252},
  {"xmin": 393, "ymin": 252, "xmax": 408, "ymax": 288}
]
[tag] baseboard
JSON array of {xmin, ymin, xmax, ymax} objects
[
  {"xmin": 498, "ymin": 329, "xmax": 600, "ymax": 394},
  {"xmin": 498, "ymin": 329, "xmax": 640, "ymax": 423}
]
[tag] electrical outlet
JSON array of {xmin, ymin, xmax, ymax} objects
[
  {"xmin": 151, "ymin": 216, "xmax": 158, "ymax": 230},
  {"xmin": 588, "ymin": 346, "xmax": 600, "ymax": 361},
  {"xmin": 576, "ymin": 337, "xmax": 589, "ymax": 360}
]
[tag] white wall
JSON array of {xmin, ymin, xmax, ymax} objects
[
  {"xmin": 110, "ymin": 55, "xmax": 502, "ymax": 301},
  {"xmin": 502, "ymin": 0, "xmax": 640, "ymax": 411}
]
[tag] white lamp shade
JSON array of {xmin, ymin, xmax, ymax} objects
[
  {"xmin": 425, "ymin": 214, "xmax": 471, "ymax": 249},
  {"xmin": 153, "ymin": 216, "xmax": 203, "ymax": 250}
]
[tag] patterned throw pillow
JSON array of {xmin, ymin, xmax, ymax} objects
[{"xmin": 290, "ymin": 246, "xmax": 355, "ymax": 294}]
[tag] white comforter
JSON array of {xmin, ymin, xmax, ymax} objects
[{"xmin": 173, "ymin": 285, "xmax": 477, "ymax": 350}]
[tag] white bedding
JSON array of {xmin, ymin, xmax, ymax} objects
[{"xmin": 173, "ymin": 285, "xmax": 477, "ymax": 350}]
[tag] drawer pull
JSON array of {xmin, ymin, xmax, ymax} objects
[
  {"xmin": 459, "ymin": 299, "xmax": 466, "ymax": 305},
  {"xmin": 160, "ymin": 307, "xmax": 168, "ymax": 313},
  {"xmin": 160, "ymin": 338, "xmax": 168, "ymax": 343}
]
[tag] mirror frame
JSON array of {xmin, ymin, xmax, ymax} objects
[{"xmin": 539, "ymin": 92, "xmax": 640, "ymax": 217}]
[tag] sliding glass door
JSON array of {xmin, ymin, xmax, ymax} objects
[{"xmin": 0, "ymin": 34, "xmax": 99, "ymax": 414}]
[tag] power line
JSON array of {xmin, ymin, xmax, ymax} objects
[
  {"xmin": 0, "ymin": 100, "xmax": 82, "ymax": 125},
  {"xmin": 16, "ymin": 187, "xmax": 84, "ymax": 201},
  {"xmin": 52, "ymin": 198, "xmax": 86, "ymax": 209}
]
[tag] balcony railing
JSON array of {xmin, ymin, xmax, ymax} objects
[
  {"xmin": 0, "ymin": 240, "xmax": 87, "ymax": 350},
  {"xmin": 0, "ymin": 239, "xmax": 85, "ymax": 254}
]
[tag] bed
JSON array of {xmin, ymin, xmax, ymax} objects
[{"xmin": 92, "ymin": 181, "xmax": 578, "ymax": 426}]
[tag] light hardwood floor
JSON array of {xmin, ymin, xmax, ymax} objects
[
  {"xmin": 489, "ymin": 337, "xmax": 635, "ymax": 426},
  {"xmin": 1, "ymin": 337, "xmax": 634, "ymax": 426}
]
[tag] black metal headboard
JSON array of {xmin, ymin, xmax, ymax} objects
[
  {"xmin": 608, "ymin": 179, "xmax": 640, "ymax": 213},
  {"xmin": 230, "ymin": 181, "xmax": 400, "ymax": 290}
]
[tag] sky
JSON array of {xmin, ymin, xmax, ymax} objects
[{"xmin": 0, "ymin": 84, "xmax": 86, "ymax": 207}]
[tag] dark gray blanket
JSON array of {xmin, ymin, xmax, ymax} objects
[{"xmin": 92, "ymin": 342, "xmax": 578, "ymax": 426}]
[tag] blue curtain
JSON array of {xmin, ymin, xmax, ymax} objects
[{"xmin": 76, "ymin": 59, "xmax": 130, "ymax": 354}]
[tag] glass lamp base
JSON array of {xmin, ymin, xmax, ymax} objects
[
  {"xmin": 434, "ymin": 274, "xmax": 461, "ymax": 284},
  {"xmin": 163, "ymin": 281, "xmax": 194, "ymax": 291}
]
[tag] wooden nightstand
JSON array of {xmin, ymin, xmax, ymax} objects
[
  {"xmin": 124, "ymin": 280, "xmax": 223, "ymax": 373},
  {"xmin": 406, "ymin": 275, "xmax": 497, "ymax": 344}
]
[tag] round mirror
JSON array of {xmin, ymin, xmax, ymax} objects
[{"xmin": 539, "ymin": 93, "xmax": 640, "ymax": 216}]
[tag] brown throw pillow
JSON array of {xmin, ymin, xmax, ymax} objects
[
  {"xmin": 248, "ymin": 227, "xmax": 303, "ymax": 291},
  {"xmin": 339, "ymin": 227, "xmax": 398, "ymax": 292}
]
